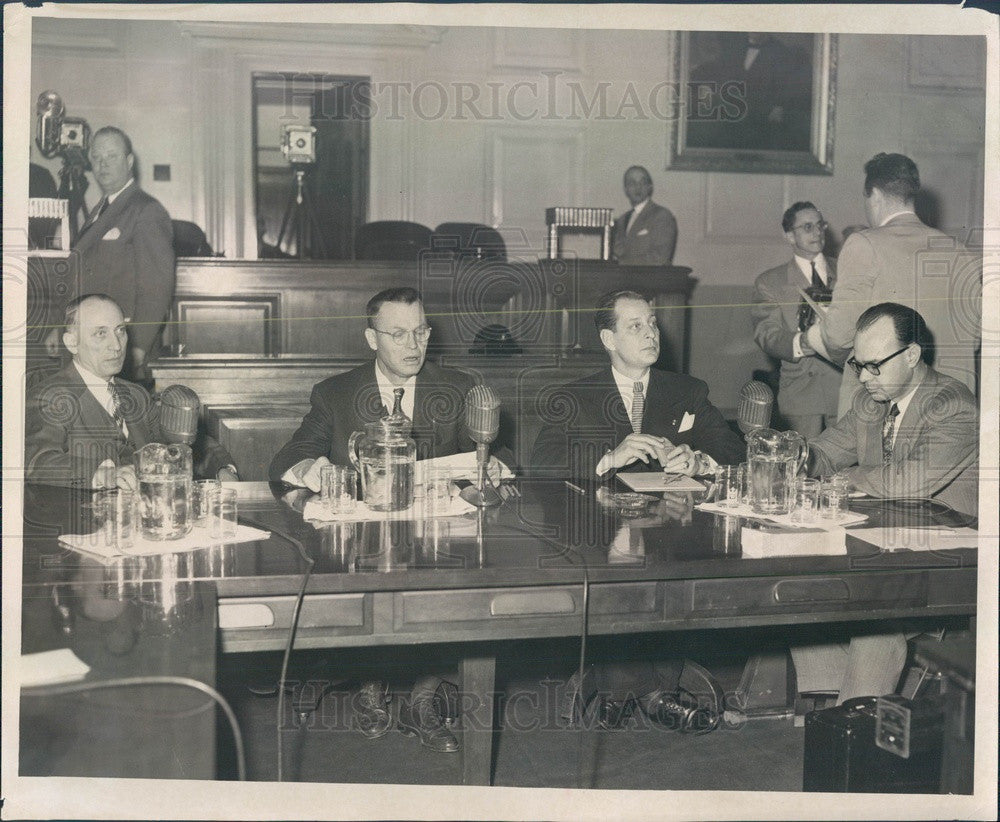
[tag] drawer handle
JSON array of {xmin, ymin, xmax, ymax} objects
[
  {"xmin": 490, "ymin": 591, "xmax": 575, "ymax": 616},
  {"xmin": 773, "ymin": 578, "xmax": 850, "ymax": 603},
  {"xmin": 218, "ymin": 602, "xmax": 275, "ymax": 628}
]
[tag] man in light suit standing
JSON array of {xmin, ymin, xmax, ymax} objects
[
  {"xmin": 611, "ymin": 166, "xmax": 678, "ymax": 265},
  {"xmin": 751, "ymin": 201, "xmax": 840, "ymax": 438},
  {"xmin": 791, "ymin": 302, "xmax": 979, "ymax": 701},
  {"xmin": 805, "ymin": 152, "xmax": 980, "ymax": 416},
  {"xmin": 45, "ymin": 126, "xmax": 175, "ymax": 379}
]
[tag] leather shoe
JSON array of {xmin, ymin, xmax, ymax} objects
[
  {"xmin": 596, "ymin": 698, "xmax": 635, "ymax": 730},
  {"xmin": 355, "ymin": 680, "xmax": 392, "ymax": 739},
  {"xmin": 644, "ymin": 691, "xmax": 718, "ymax": 735},
  {"xmin": 398, "ymin": 697, "xmax": 459, "ymax": 753}
]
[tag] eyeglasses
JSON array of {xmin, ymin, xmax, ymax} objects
[
  {"xmin": 846, "ymin": 345, "xmax": 909, "ymax": 377},
  {"xmin": 372, "ymin": 325, "xmax": 432, "ymax": 346},
  {"xmin": 792, "ymin": 220, "xmax": 828, "ymax": 234}
]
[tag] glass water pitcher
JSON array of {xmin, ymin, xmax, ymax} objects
[
  {"xmin": 745, "ymin": 428, "xmax": 808, "ymax": 515},
  {"xmin": 135, "ymin": 442, "xmax": 194, "ymax": 540},
  {"xmin": 348, "ymin": 388, "xmax": 417, "ymax": 512}
]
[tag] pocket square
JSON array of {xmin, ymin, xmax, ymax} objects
[
  {"xmin": 101, "ymin": 227, "xmax": 121, "ymax": 241},
  {"xmin": 678, "ymin": 411, "xmax": 695, "ymax": 432},
  {"xmin": 636, "ymin": 228, "xmax": 649, "ymax": 236}
]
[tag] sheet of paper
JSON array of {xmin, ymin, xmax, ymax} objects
[
  {"xmin": 59, "ymin": 523, "xmax": 270, "ymax": 563},
  {"xmin": 847, "ymin": 526, "xmax": 980, "ymax": 552},
  {"xmin": 303, "ymin": 493, "xmax": 476, "ymax": 523},
  {"xmin": 616, "ymin": 473, "xmax": 705, "ymax": 493},
  {"xmin": 740, "ymin": 526, "xmax": 847, "ymax": 558},
  {"xmin": 20, "ymin": 649, "xmax": 91, "ymax": 688},
  {"xmin": 415, "ymin": 453, "xmax": 514, "ymax": 484}
]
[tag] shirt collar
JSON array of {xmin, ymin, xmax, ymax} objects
[
  {"xmin": 374, "ymin": 361, "xmax": 417, "ymax": 405},
  {"xmin": 631, "ymin": 198, "xmax": 650, "ymax": 217},
  {"xmin": 891, "ymin": 377, "xmax": 921, "ymax": 422},
  {"xmin": 106, "ymin": 178, "xmax": 135, "ymax": 205},
  {"xmin": 792, "ymin": 253, "xmax": 828, "ymax": 284},
  {"xmin": 73, "ymin": 360, "xmax": 114, "ymax": 391},
  {"xmin": 611, "ymin": 364, "xmax": 649, "ymax": 398},
  {"xmin": 878, "ymin": 208, "xmax": 915, "ymax": 227}
]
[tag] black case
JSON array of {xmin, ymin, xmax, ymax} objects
[{"xmin": 803, "ymin": 696, "xmax": 942, "ymax": 793}]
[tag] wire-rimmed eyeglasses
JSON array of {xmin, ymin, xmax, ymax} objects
[{"xmin": 372, "ymin": 325, "xmax": 432, "ymax": 346}]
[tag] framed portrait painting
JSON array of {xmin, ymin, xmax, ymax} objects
[{"xmin": 668, "ymin": 31, "xmax": 837, "ymax": 175}]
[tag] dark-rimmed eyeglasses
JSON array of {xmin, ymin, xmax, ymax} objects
[
  {"xmin": 846, "ymin": 345, "xmax": 909, "ymax": 377},
  {"xmin": 372, "ymin": 325, "xmax": 432, "ymax": 346},
  {"xmin": 792, "ymin": 220, "xmax": 828, "ymax": 234}
]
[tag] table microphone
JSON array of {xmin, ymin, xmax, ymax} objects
[
  {"xmin": 461, "ymin": 385, "xmax": 501, "ymax": 507},
  {"xmin": 159, "ymin": 384, "xmax": 201, "ymax": 445},
  {"xmin": 736, "ymin": 380, "xmax": 774, "ymax": 435}
]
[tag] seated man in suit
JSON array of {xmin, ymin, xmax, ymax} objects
[
  {"xmin": 270, "ymin": 286, "xmax": 488, "ymax": 753},
  {"xmin": 25, "ymin": 293, "xmax": 237, "ymax": 489},
  {"xmin": 611, "ymin": 166, "xmax": 678, "ymax": 266},
  {"xmin": 532, "ymin": 290, "xmax": 744, "ymax": 731},
  {"xmin": 792, "ymin": 302, "xmax": 979, "ymax": 701}
]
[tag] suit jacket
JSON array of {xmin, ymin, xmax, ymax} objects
[
  {"xmin": 611, "ymin": 200, "xmax": 678, "ymax": 266},
  {"xmin": 530, "ymin": 367, "xmax": 745, "ymax": 480},
  {"xmin": 751, "ymin": 255, "xmax": 841, "ymax": 417},
  {"xmin": 808, "ymin": 367, "xmax": 979, "ymax": 517},
  {"xmin": 819, "ymin": 213, "xmax": 980, "ymax": 407},
  {"xmin": 269, "ymin": 361, "xmax": 477, "ymax": 481},
  {"xmin": 70, "ymin": 183, "xmax": 176, "ymax": 353},
  {"xmin": 24, "ymin": 364, "xmax": 231, "ymax": 488}
]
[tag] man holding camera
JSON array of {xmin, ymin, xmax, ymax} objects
[
  {"xmin": 45, "ymin": 126, "xmax": 175, "ymax": 380},
  {"xmin": 751, "ymin": 201, "xmax": 840, "ymax": 438}
]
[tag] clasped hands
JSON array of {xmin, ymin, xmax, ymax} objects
[{"xmin": 604, "ymin": 434, "xmax": 703, "ymax": 476}]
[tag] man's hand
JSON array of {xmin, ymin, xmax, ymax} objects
[
  {"xmin": 486, "ymin": 456, "xmax": 508, "ymax": 485},
  {"xmin": 300, "ymin": 456, "xmax": 330, "ymax": 493},
  {"xmin": 44, "ymin": 328, "xmax": 61, "ymax": 357},
  {"xmin": 604, "ymin": 434, "xmax": 673, "ymax": 472},
  {"xmin": 91, "ymin": 460, "xmax": 138, "ymax": 490},
  {"xmin": 217, "ymin": 467, "xmax": 239, "ymax": 482},
  {"xmin": 661, "ymin": 444, "xmax": 699, "ymax": 476}
]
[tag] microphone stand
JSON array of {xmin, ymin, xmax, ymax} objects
[{"xmin": 459, "ymin": 443, "xmax": 501, "ymax": 508}]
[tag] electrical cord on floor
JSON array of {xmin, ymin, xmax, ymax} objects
[
  {"xmin": 239, "ymin": 514, "xmax": 315, "ymax": 783},
  {"xmin": 22, "ymin": 675, "xmax": 247, "ymax": 781}
]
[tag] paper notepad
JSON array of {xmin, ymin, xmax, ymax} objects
[
  {"xmin": 59, "ymin": 523, "xmax": 270, "ymax": 563},
  {"xmin": 848, "ymin": 527, "xmax": 979, "ymax": 552},
  {"xmin": 20, "ymin": 649, "xmax": 91, "ymax": 688},
  {"xmin": 741, "ymin": 526, "xmax": 847, "ymax": 557},
  {"xmin": 303, "ymin": 494, "xmax": 476, "ymax": 523},
  {"xmin": 617, "ymin": 474, "xmax": 705, "ymax": 493}
]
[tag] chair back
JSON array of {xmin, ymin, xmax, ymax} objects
[
  {"xmin": 354, "ymin": 221, "xmax": 433, "ymax": 261},
  {"xmin": 173, "ymin": 220, "xmax": 215, "ymax": 257},
  {"xmin": 433, "ymin": 222, "xmax": 506, "ymax": 260}
]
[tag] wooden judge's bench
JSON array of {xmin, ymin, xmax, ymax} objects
[{"xmin": 28, "ymin": 255, "xmax": 694, "ymax": 480}]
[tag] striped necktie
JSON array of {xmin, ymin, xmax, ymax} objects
[
  {"xmin": 107, "ymin": 379, "xmax": 127, "ymax": 438},
  {"xmin": 630, "ymin": 381, "xmax": 644, "ymax": 434},
  {"xmin": 881, "ymin": 403, "xmax": 899, "ymax": 465}
]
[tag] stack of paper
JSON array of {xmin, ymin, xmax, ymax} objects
[
  {"xmin": 740, "ymin": 525, "xmax": 847, "ymax": 557},
  {"xmin": 20, "ymin": 649, "xmax": 91, "ymax": 688}
]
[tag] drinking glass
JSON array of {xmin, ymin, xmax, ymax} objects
[
  {"xmin": 191, "ymin": 479, "xmax": 221, "ymax": 526},
  {"xmin": 714, "ymin": 464, "xmax": 744, "ymax": 508},
  {"xmin": 819, "ymin": 474, "xmax": 850, "ymax": 521},
  {"xmin": 97, "ymin": 489, "xmax": 136, "ymax": 550},
  {"xmin": 321, "ymin": 465, "xmax": 358, "ymax": 515},
  {"xmin": 790, "ymin": 478, "xmax": 821, "ymax": 524},
  {"xmin": 211, "ymin": 488, "xmax": 239, "ymax": 540}
]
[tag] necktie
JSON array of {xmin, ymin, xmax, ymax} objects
[
  {"xmin": 798, "ymin": 262, "xmax": 824, "ymax": 332},
  {"xmin": 811, "ymin": 260, "xmax": 822, "ymax": 288},
  {"xmin": 384, "ymin": 387, "xmax": 405, "ymax": 417},
  {"xmin": 630, "ymin": 381, "xmax": 644, "ymax": 434},
  {"xmin": 107, "ymin": 379, "xmax": 127, "ymax": 438},
  {"xmin": 881, "ymin": 403, "xmax": 899, "ymax": 465},
  {"xmin": 76, "ymin": 198, "xmax": 109, "ymax": 241}
]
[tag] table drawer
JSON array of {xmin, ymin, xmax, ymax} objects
[
  {"xmin": 685, "ymin": 573, "xmax": 928, "ymax": 616},
  {"xmin": 219, "ymin": 593, "xmax": 368, "ymax": 631}
]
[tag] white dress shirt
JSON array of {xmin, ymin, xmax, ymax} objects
[
  {"xmin": 374, "ymin": 361, "xmax": 417, "ymax": 419},
  {"xmin": 74, "ymin": 361, "xmax": 129, "ymax": 439},
  {"xmin": 792, "ymin": 254, "xmax": 831, "ymax": 359},
  {"xmin": 626, "ymin": 198, "xmax": 649, "ymax": 234}
]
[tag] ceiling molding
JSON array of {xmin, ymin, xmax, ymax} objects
[{"xmin": 179, "ymin": 22, "xmax": 447, "ymax": 51}]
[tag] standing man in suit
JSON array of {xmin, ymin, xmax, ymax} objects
[
  {"xmin": 792, "ymin": 302, "xmax": 979, "ymax": 701},
  {"xmin": 751, "ymin": 201, "xmax": 840, "ymax": 438},
  {"xmin": 44, "ymin": 126, "xmax": 175, "ymax": 380},
  {"xmin": 805, "ymin": 153, "xmax": 981, "ymax": 416},
  {"xmin": 532, "ymin": 290, "xmax": 744, "ymax": 731},
  {"xmin": 25, "ymin": 293, "xmax": 236, "ymax": 489},
  {"xmin": 270, "ymin": 286, "xmax": 489, "ymax": 754},
  {"xmin": 611, "ymin": 166, "xmax": 678, "ymax": 266}
]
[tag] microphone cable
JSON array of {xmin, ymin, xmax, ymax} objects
[
  {"xmin": 21, "ymin": 675, "xmax": 246, "ymax": 781},
  {"xmin": 238, "ymin": 514, "xmax": 314, "ymax": 783}
]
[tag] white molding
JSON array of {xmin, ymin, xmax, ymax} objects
[
  {"xmin": 31, "ymin": 31, "xmax": 120, "ymax": 53},
  {"xmin": 492, "ymin": 28, "xmax": 583, "ymax": 73},
  {"xmin": 179, "ymin": 22, "xmax": 446, "ymax": 50}
]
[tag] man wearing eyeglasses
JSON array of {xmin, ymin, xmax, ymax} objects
[
  {"xmin": 751, "ymin": 201, "xmax": 841, "ymax": 438},
  {"xmin": 269, "ymin": 286, "xmax": 485, "ymax": 754},
  {"xmin": 803, "ymin": 153, "xmax": 980, "ymax": 417},
  {"xmin": 792, "ymin": 302, "xmax": 978, "ymax": 703},
  {"xmin": 532, "ymin": 290, "xmax": 743, "ymax": 732},
  {"xmin": 807, "ymin": 301, "xmax": 978, "ymax": 517}
]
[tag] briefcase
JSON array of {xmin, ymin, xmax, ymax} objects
[{"xmin": 803, "ymin": 696, "xmax": 942, "ymax": 793}]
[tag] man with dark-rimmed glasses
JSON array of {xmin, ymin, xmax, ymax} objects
[
  {"xmin": 792, "ymin": 301, "xmax": 978, "ymax": 703},
  {"xmin": 269, "ymin": 286, "xmax": 483, "ymax": 754}
]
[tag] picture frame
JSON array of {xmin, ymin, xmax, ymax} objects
[{"xmin": 667, "ymin": 31, "xmax": 837, "ymax": 175}]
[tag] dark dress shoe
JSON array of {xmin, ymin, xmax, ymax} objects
[
  {"xmin": 398, "ymin": 697, "xmax": 460, "ymax": 753},
  {"xmin": 596, "ymin": 698, "xmax": 635, "ymax": 730},
  {"xmin": 644, "ymin": 691, "xmax": 718, "ymax": 735},
  {"xmin": 355, "ymin": 680, "xmax": 392, "ymax": 739}
]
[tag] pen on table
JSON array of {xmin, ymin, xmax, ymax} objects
[{"xmin": 564, "ymin": 481, "xmax": 586, "ymax": 496}]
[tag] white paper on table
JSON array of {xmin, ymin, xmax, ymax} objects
[
  {"xmin": 847, "ymin": 527, "xmax": 980, "ymax": 552},
  {"xmin": 59, "ymin": 523, "xmax": 270, "ymax": 563},
  {"xmin": 617, "ymin": 473, "xmax": 705, "ymax": 493},
  {"xmin": 414, "ymin": 453, "xmax": 514, "ymax": 484},
  {"xmin": 20, "ymin": 649, "xmax": 91, "ymax": 688},
  {"xmin": 303, "ymin": 493, "xmax": 476, "ymax": 523},
  {"xmin": 740, "ymin": 526, "xmax": 847, "ymax": 558},
  {"xmin": 696, "ymin": 500, "xmax": 867, "ymax": 530}
]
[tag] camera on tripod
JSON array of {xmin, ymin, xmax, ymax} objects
[
  {"xmin": 35, "ymin": 90, "xmax": 91, "ymax": 158},
  {"xmin": 280, "ymin": 124, "xmax": 317, "ymax": 165}
]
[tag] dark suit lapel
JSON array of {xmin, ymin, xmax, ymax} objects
[
  {"xmin": 644, "ymin": 371, "xmax": 689, "ymax": 440},
  {"xmin": 74, "ymin": 183, "xmax": 139, "ymax": 252},
  {"xmin": 629, "ymin": 202, "xmax": 655, "ymax": 236},
  {"xmin": 892, "ymin": 372, "xmax": 936, "ymax": 464}
]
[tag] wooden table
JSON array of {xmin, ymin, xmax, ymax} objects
[{"xmin": 19, "ymin": 480, "xmax": 977, "ymax": 785}]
